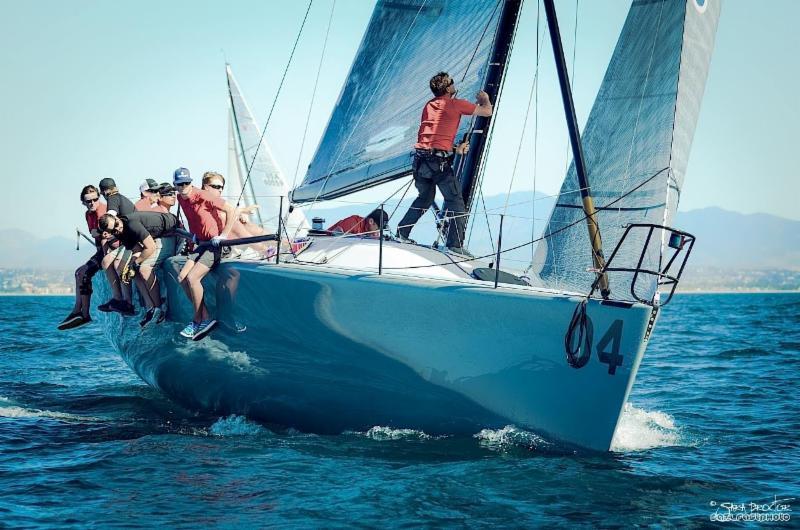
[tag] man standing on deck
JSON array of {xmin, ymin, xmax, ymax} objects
[
  {"xmin": 396, "ymin": 72, "xmax": 493, "ymax": 256},
  {"xmin": 173, "ymin": 167, "xmax": 238, "ymax": 341}
]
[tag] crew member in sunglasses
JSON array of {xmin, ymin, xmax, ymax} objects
[
  {"xmin": 97, "ymin": 210, "xmax": 180, "ymax": 327},
  {"xmin": 58, "ymin": 185, "xmax": 108, "ymax": 330}
]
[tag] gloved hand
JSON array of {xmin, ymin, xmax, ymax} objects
[
  {"xmin": 210, "ymin": 235, "xmax": 226, "ymax": 248},
  {"xmin": 121, "ymin": 261, "xmax": 140, "ymax": 284}
]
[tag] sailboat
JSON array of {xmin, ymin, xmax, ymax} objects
[{"xmin": 98, "ymin": 0, "xmax": 720, "ymax": 451}]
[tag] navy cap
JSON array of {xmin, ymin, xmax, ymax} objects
[
  {"xmin": 98, "ymin": 178, "xmax": 116, "ymax": 191},
  {"xmin": 173, "ymin": 167, "xmax": 192, "ymax": 184}
]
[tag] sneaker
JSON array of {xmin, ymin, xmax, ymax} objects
[
  {"xmin": 447, "ymin": 246, "xmax": 474, "ymax": 258},
  {"xmin": 179, "ymin": 321, "xmax": 197, "ymax": 339},
  {"xmin": 139, "ymin": 307, "xmax": 156, "ymax": 328},
  {"xmin": 234, "ymin": 321, "xmax": 247, "ymax": 333},
  {"xmin": 192, "ymin": 319, "xmax": 218, "ymax": 341},
  {"xmin": 110, "ymin": 300, "xmax": 136, "ymax": 317},
  {"xmin": 395, "ymin": 232, "xmax": 416, "ymax": 244},
  {"xmin": 155, "ymin": 306, "xmax": 167, "ymax": 325},
  {"xmin": 97, "ymin": 300, "xmax": 116, "ymax": 313},
  {"xmin": 57, "ymin": 312, "xmax": 88, "ymax": 330}
]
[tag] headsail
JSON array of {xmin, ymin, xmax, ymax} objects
[
  {"xmin": 291, "ymin": 0, "xmax": 505, "ymax": 204},
  {"xmin": 532, "ymin": 0, "xmax": 720, "ymax": 299},
  {"xmin": 226, "ymin": 64, "xmax": 309, "ymax": 236}
]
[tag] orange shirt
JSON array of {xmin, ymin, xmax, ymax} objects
[
  {"xmin": 415, "ymin": 96, "xmax": 476, "ymax": 151},
  {"xmin": 177, "ymin": 187, "xmax": 226, "ymax": 241}
]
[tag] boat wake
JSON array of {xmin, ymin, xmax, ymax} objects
[
  {"xmin": 474, "ymin": 425, "xmax": 552, "ymax": 452},
  {"xmin": 347, "ymin": 426, "xmax": 437, "ymax": 441},
  {"xmin": 209, "ymin": 414, "xmax": 271, "ymax": 437},
  {"xmin": 610, "ymin": 403, "xmax": 687, "ymax": 452},
  {"xmin": 0, "ymin": 396, "xmax": 98, "ymax": 422}
]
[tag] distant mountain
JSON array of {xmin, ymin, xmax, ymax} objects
[
  {"xmin": 0, "ymin": 229, "xmax": 89, "ymax": 270},
  {"xmin": 673, "ymin": 207, "xmax": 800, "ymax": 270},
  {"xmin": 1, "ymin": 202, "xmax": 797, "ymax": 289}
]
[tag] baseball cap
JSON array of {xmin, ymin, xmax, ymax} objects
[
  {"xmin": 158, "ymin": 182, "xmax": 176, "ymax": 195},
  {"xmin": 98, "ymin": 178, "xmax": 116, "ymax": 191},
  {"xmin": 173, "ymin": 167, "xmax": 192, "ymax": 184},
  {"xmin": 139, "ymin": 178, "xmax": 160, "ymax": 194}
]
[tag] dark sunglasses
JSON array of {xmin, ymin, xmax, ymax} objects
[
  {"xmin": 101, "ymin": 219, "xmax": 122, "ymax": 234},
  {"xmin": 207, "ymin": 184, "xmax": 224, "ymax": 190},
  {"xmin": 83, "ymin": 197, "xmax": 100, "ymax": 205},
  {"xmin": 176, "ymin": 182, "xmax": 191, "ymax": 187},
  {"xmin": 160, "ymin": 192, "xmax": 176, "ymax": 197}
]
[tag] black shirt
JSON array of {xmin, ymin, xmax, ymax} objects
[
  {"xmin": 118, "ymin": 211, "xmax": 179, "ymax": 250},
  {"xmin": 105, "ymin": 192, "xmax": 135, "ymax": 217}
]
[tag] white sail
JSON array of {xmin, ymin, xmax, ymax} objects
[
  {"xmin": 226, "ymin": 64, "xmax": 309, "ymax": 237},
  {"xmin": 226, "ymin": 111, "xmax": 250, "ymax": 209}
]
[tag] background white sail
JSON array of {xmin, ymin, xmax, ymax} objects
[{"xmin": 226, "ymin": 64, "xmax": 309, "ymax": 237}]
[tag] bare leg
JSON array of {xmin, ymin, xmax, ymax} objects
[
  {"xmin": 184, "ymin": 262, "xmax": 211, "ymax": 322},
  {"xmin": 102, "ymin": 253, "xmax": 122, "ymax": 300}
]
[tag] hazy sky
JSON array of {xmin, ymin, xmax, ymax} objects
[{"xmin": 1, "ymin": 0, "xmax": 797, "ymax": 240}]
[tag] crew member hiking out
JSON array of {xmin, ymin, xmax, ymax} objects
[
  {"xmin": 96, "ymin": 177, "xmax": 137, "ymax": 315},
  {"xmin": 98, "ymin": 210, "xmax": 179, "ymax": 327},
  {"xmin": 173, "ymin": 167, "xmax": 238, "ymax": 341},
  {"xmin": 396, "ymin": 71, "xmax": 492, "ymax": 256},
  {"xmin": 57, "ymin": 185, "xmax": 108, "ymax": 330}
]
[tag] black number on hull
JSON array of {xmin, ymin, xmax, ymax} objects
[{"xmin": 597, "ymin": 319, "xmax": 624, "ymax": 375}]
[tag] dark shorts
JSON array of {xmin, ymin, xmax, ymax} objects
[{"xmin": 187, "ymin": 246, "xmax": 222, "ymax": 270}]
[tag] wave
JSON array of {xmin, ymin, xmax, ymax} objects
[
  {"xmin": 0, "ymin": 405, "xmax": 97, "ymax": 422},
  {"xmin": 347, "ymin": 426, "xmax": 435, "ymax": 441},
  {"xmin": 474, "ymin": 425, "xmax": 551, "ymax": 451},
  {"xmin": 610, "ymin": 403, "xmax": 688, "ymax": 452},
  {"xmin": 208, "ymin": 414, "xmax": 270, "ymax": 437}
]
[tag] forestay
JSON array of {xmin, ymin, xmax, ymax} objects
[
  {"xmin": 226, "ymin": 64, "xmax": 309, "ymax": 236},
  {"xmin": 291, "ymin": 0, "xmax": 503, "ymax": 204},
  {"xmin": 532, "ymin": 0, "xmax": 720, "ymax": 300}
]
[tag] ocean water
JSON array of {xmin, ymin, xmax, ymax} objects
[{"xmin": 0, "ymin": 293, "xmax": 798, "ymax": 527}]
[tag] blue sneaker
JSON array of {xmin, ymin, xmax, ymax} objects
[
  {"xmin": 179, "ymin": 321, "xmax": 196, "ymax": 339},
  {"xmin": 192, "ymin": 319, "xmax": 218, "ymax": 341}
]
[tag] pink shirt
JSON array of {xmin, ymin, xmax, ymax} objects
[
  {"xmin": 177, "ymin": 187, "xmax": 227, "ymax": 241},
  {"xmin": 415, "ymin": 96, "xmax": 476, "ymax": 151}
]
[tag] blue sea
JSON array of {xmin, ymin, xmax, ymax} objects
[{"xmin": 1, "ymin": 293, "xmax": 798, "ymax": 528}]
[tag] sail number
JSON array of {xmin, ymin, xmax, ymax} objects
[{"xmin": 596, "ymin": 320, "xmax": 624, "ymax": 375}]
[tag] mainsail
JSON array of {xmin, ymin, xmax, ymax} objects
[
  {"xmin": 226, "ymin": 111, "xmax": 251, "ymax": 209},
  {"xmin": 532, "ymin": 0, "xmax": 720, "ymax": 299},
  {"xmin": 291, "ymin": 0, "xmax": 505, "ymax": 204},
  {"xmin": 226, "ymin": 64, "xmax": 309, "ymax": 236}
]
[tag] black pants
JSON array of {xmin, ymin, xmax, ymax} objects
[{"xmin": 397, "ymin": 154, "xmax": 467, "ymax": 248}]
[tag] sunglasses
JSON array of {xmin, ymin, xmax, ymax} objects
[
  {"xmin": 176, "ymin": 182, "xmax": 191, "ymax": 187},
  {"xmin": 83, "ymin": 197, "xmax": 100, "ymax": 205},
  {"xmin": 160, "ymin": 192, "xmax": 176, "ymax": 197},
  {"xmin": 207, "ymin": 184, "xmax": 224, "ymax": 190},
  {"xmin": 101, "ymin": 219, "xmax": 122, "ymax": 234}
]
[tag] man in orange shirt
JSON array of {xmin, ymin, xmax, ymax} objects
[{"xmin": 397, "ymin": 71, "xmax": 492, "ymax": 255}]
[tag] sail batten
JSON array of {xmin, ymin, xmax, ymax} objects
[
  {"xmin": 292, "ymin": 0, "xmax": 505, "ymax": 204},
  {"xmin": 532, "ymin": 0, "xmax": 720, "ymax": 300}
]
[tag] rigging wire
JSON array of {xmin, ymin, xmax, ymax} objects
[
  {"xmin": 530, "ymin": 0, "xmax": 542, "ymax": 269},
  {"xmin": 562, "ymin": 0, "xmax": 579, "ymax": 176},
  {"xmin": 291, "ymin": 0, "xmax": 336, "ymax": 192},
  {"xmin": 235, "ymin": 0, "xmax": 314, "ymax": 209},
  {"xmin": 381, "ymin": 166, "xmax": 670, "ymax": 270}
]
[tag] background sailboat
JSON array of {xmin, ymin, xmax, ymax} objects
[{"xmin": 226, "ymin": 64, "xmax": 309, "ymax": 237}]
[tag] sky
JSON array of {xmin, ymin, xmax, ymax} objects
[{"xmin": 1, "ymin": 0, "xmax": 798, "ymax": 240}]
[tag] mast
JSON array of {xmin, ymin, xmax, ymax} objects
[
  {"xmin": 543, "ymin": 0, "xmax": 609, "ymax": 297},
  {"xmin": 226, "ymin": 64, "xmax": 264, "ymax": 226},
  {"xmin": 459, "ymin": 0, "xmax": 523, "ymax": 213}
]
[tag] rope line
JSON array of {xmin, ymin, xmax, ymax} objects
[{"xmin": 236, "ymin": 0, "xmax": 314, "ymax": 209}]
